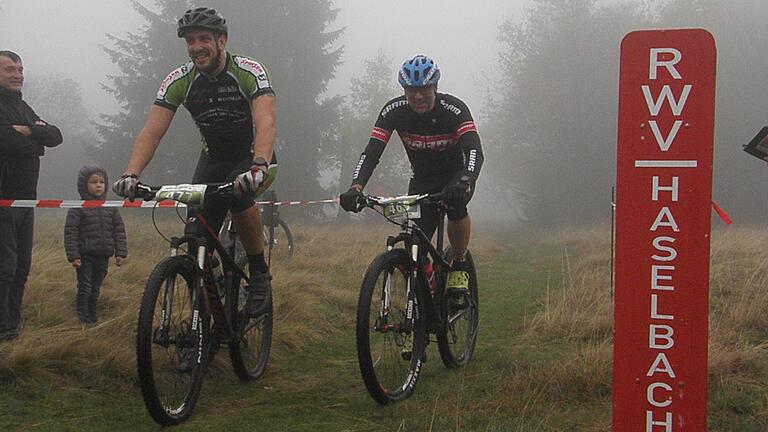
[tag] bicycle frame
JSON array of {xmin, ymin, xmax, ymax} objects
[
  {"xmin": 137, "ymin": 181, "xmax": 276, "ymax": 425},
  {"xmin": 356, "ymin": 192, "xmax": 478, "ymax": 405},
  {"xmin": 381, "ymin": 200, "xmax": 451, "ymax": 335},
  {"xmin": 160, "ymin": 207, "xmax": 250, "ymax": 348}
]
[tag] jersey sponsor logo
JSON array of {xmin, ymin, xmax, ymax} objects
[
  {"xmin": 381, "ymin": 100, "xmax": 408, "ymax": 118},
  {"xmin": 456, "ymin": 121, "xmax": 477, "ymax": 136},
  {"xmin": 157, "ymin": 62, "xmax": 194, "ymax": 100},
  {"xmin": 370, "ymin": 127, "xmax": 391, "ymax": 143},
  {"xmin": 400, "ymin": 132, "xmax": 455, "ymax": 152},
  {"xmin": 256, "ymin": 73, "xmax": 270, "ymax": 90},
  {"xmin": 440, "ymin": 99, "xmax": 462, "ymax": 116},
  {"xmin": 217, "ymin": 85, "xmax": 239, "ymax": 94},
  {"xmin": 234, "ymin": 55, "xmax": 266, "ymax": 76},
  {"xmin": 352, "ymin": 154, "xmax": 366, "ymax": 180},
  {"xmin": 467, "ymin": 149, "xmax": 478, "ymax": 172}
]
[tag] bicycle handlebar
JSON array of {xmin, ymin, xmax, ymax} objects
[
  {"xmin": 362, "ymin": 191, "xmax": 445, "ymax": 210},
  {"xmin": 134, "ymin": 182, "xmax": 235, "ymax": 205}
]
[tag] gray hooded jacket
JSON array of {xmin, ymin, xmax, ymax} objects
[{"xmin": 64, "ymin": 165, "xmax": 128, "ymax": 261}]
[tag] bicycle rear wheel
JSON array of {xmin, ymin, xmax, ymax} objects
[
  {"xmin": 437, "ymin": 249, "xmax": 479, "ymax": 368},
  {"xmin": 264, "ymin": 218, "xmax": 294, "ymax": 263},
  {"xmin": 356, "ymin": 249, "xmax": 426, "ymax": 404},
  {"xmin": 136, "ymin": 256, "xmax": 210, "ymax": 426},
  {"xmin": 228, "ymin": 271, "xmax": 273, "ymax": 380}
]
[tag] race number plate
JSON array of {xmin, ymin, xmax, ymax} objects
[
  {"xmin": 156, "ymin": 184, "xmax": 207, "ymax": 206},
  {"xmin": 383, "ymin": 202, "xmax": 421, "ymax": 220}
]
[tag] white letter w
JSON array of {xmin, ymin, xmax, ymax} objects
[{"xmin": 642, "ymin": 85, "xmax": 692, "ymax": 116}]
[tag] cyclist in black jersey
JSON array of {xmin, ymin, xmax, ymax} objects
[
  {"xmin": 113, "ymin": 7, "xmax": 276, "ymax": 317},
  {"xmin": 339, "ymin": 55, "xmax": 484, "ymax": 286}
]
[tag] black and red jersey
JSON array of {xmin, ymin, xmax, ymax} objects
[{"xmin": 351, "ymin": 92, "xmax": 483, "ymax": 188}]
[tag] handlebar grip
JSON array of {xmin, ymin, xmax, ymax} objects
[
  {"xmin": 133, "ymin": 183, "xmax": 156, "ymax": 201},
  {"xmin": 429, "ymin": 192, "xmax": 445, "ymax": 202}
]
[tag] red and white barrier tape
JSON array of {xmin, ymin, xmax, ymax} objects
[{"xmin": 0, "ymin": 198, "xmax": 338, "ymax": 209}]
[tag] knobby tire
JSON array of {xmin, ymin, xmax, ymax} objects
[
  {"xmin": 437, "ymin": 249, "xmax": 479, "ymax": 368},
  {"xmin": 356, "ymin": 249, "xmax": 426, "ymax": 404},
  {"xmin": 136, "ymin": 256, "xmax": 210, "ymax": 426}
]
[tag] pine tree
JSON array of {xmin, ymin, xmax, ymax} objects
[{"xmin": 97, "ymin": 0, "xmax": 343, "ymax": 199}]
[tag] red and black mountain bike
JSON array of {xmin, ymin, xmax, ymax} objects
[
  {"xmin": 134, "ymin": 182, "xmax": 272, "ymax": 425},
  {"xmin": 355, "ymin": 192, "xmax": 480, "ymax": 404}
]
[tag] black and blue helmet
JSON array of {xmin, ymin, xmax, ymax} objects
[{"xmin": 398, "ymin": 55, "xmax": 440, "ymax": 87}]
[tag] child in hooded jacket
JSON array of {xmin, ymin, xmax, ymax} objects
[{"xmin": 64, "ymin": 165, "xmax": 128, "ymax": 324}]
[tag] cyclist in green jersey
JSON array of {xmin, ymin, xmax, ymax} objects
[{"xmin": 113, "ymin": 7, "xmax": 276, "ymax": 317}]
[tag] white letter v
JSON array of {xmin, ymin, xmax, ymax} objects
[{"xmin": 649, "ymin": 120, "xmax": 682, "ymax": 151}]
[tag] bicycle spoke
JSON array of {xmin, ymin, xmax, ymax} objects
[
  {"xmin": 437, "ymin": 251, "xmax": 479, "ymax": 368},
  {"xmin": 228, "ymin": 274, "xmax": 272, "ymax": 381},
  {"xmin": 137, "ymin": 256, "xmax": 208, "ymax": 426},
  {"xmin": 152, "ymin": 273, "xmax": 194, "ymax": 406},
  {"xmin": 357, "ymin": 250, "xmax": 424, "ymax": 404}
]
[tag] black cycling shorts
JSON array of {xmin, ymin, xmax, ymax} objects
[
  {"xmin": 408, "ymin": 172, "xmax": 475, "ymax": 240},
  {"xmin": 190, "ymin": 151, "xmax": 276, "ymax": 234}
]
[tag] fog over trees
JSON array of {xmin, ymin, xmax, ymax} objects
[
  {"xmin": 97, "ymin": 0, "xmax": 342, "ymax": 203},
  {"xmin": 4, "ymin": 0, "xmax": 768, "ymax": 225},
  {"xmin": 482, "ymin": 0, "xmax": 767, "ymax": 225}
]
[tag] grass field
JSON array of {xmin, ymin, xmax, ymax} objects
[{"xmin": 1, "ymin": 213, "xmax": 767, "ymax": 431}]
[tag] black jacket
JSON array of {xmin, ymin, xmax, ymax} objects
[
  {"xmin": 0, "ymin": 86, "xmax": 63, "ymax": 199},
  {"xmin": 64, "ymin": 165, "xmax": 128, "ymax": 261}
]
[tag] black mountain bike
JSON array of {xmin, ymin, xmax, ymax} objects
[
  {"xmin": 220, "ymin": 189, "xmax": 294, "ymax": 268},
  {"xmin": 355, "ymin": 192, "xmax": 480, "ymax": 404},
  {"xmin": 134, "ymin": 182, "xmax": 272, "ymax": 426}
]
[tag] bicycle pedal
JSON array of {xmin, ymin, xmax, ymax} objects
[{"xmin": 446, "ymin": 271, "xmax": 469, "ymax": 290}]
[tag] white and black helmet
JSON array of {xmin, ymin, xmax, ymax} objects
[{"xmin": 177, "ymin": 7, "xmax": 227, "ymax": 38}]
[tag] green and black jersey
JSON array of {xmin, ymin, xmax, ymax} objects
[{"xmin": 154, "ymin": 52, "xmax": 275, "ymax": 160}]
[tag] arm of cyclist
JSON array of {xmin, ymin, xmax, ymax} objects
[
  {"xmin": 114, "ymin": 106, "xmax": 175, "ymax": 199},
  {"xmin": 250, "ymin": 94, "xmax": 276, "ymax": 165},
  {"xmin": 340, "ymin": 137, "xmax": 387, "ymax": 212},
  {"xmin": 124, "ymin": 106, "xmax": 175, "ymax": 176},
  {"xmin": 444, "ymin": 128, "xmax": 484, "ymax": 207},
  {"xmin": 458, "ymin": 130, "xmax": 483, "ymax": 183},
  {"xmin": 234, "ymin": 94, "xmax": 276, "ymax": 196}
]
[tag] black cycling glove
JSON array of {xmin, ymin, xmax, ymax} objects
[
  {"xmin": 443, "ymin": 176, "xmax": 471, "ymax": 207},
  {"xmin": 340, "ymin": 187, "xmax": 365, "ymax": 213}
]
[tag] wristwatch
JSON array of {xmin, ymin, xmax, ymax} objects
[{"xmin": 252, "ymin": 157, "xmax": 269, "ymax": 173}]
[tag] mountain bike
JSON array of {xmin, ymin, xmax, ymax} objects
[
  {"xmin": 355, "ymin": 192, "xmax": 479, "ymax": 404},
  {"xmin": 220, "ymin": 189, "xmax": 294, "ymax": 268},
  {"xmin": 134, "ymin": 182, "xmax": 272, "ymax": 426}
]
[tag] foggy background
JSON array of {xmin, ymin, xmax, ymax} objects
[{"xmin": 1, "ymin": 0, "xmax": 766, "ymax": 226}]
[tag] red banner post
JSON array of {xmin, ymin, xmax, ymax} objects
[{"xmin": 613, "ymin": 29, "xmax": 716, "ymax": 431}]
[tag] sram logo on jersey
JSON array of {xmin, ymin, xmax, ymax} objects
[
  {"xmin": 401, "ymin": 133, "xmax": 454, "ymax": 152},
  {"xmin": 352, "ymin": 154, "xmax": 366, "ymax": 180},
  {"xmin": 157, "ymin": 62, "xmax": 194, "ymax": 99},
  {"xmin": 381, "ymin": 100, "xmax": 408, "ymax": 118},
  {"xmin": 467, "ymin": 149, "xmax": 478, "ymax": 172},
  {"xmin": 440, "ymin": 99, "xmax": 461, "ymax": 115}
]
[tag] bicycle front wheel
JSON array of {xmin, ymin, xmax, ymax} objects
[
  {"xmin": 356, "ymin": 249, "xmax": 426, "ymax": 404},
  {"xmin": 228, "ymin": 272, "xmax": 273, "ymax": 380},
  {"xmin": 264, "ymin": 218, "xmax": 294, "ymax": 263},
  {"xmin": 136, "ymin": 256, "xmax": 210, "ymax": 426},
  {"xmin": 437, "ymin": 249, "xmax": 479, "ymax": 368}
]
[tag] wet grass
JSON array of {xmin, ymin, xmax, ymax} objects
[{"xmin": 2, "ymin": 216, "xmax": 767, "ymax": 430}]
